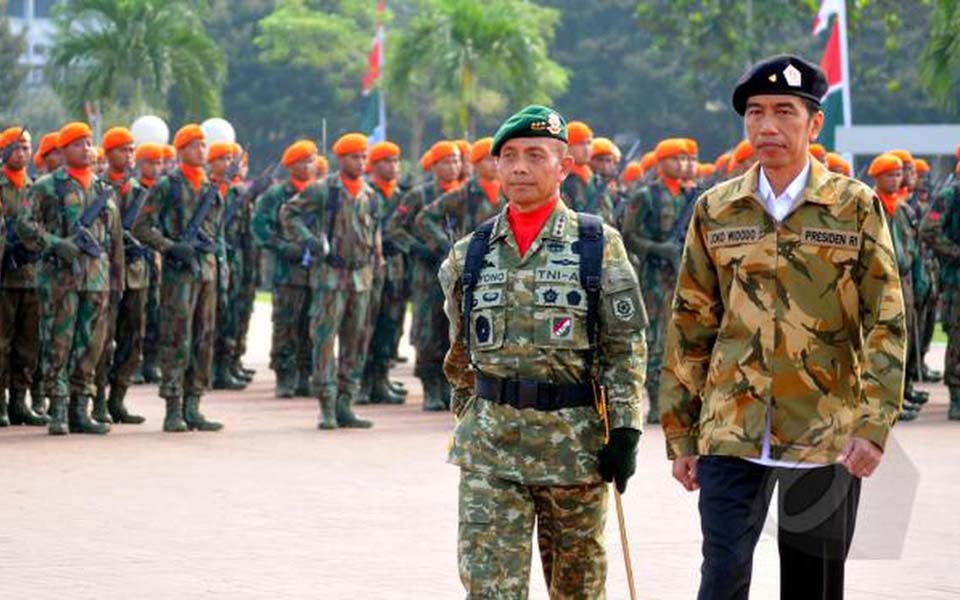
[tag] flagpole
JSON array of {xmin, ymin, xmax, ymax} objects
[
  {"xmin": 837, "ymin": 2, "xmax": 852, "ymax": 128},
  {"xmin": 378, "ymin": 18, "xmax": 387, "ymax": 140}
]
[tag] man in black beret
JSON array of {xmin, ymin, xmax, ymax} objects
[{"xmin": 661, "ymin": 54, "xmax": 906, "ymax": 599}]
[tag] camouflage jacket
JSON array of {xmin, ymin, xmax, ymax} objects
[
  {"xmin": 439, "ymin": 200, "xmax": 648, "ymax": 485},
  {"xmin": 414, "ymin": 177, "xmax": 500, "ymax": 258},
  {"xmin": 132, "ymin": 171, "xmax": 226, "ymax": 283},
  {"xmin": 109, "ymin": 176, "xmax": 150, "ymax": 291},
  {"xmin": 18, "ymin": 168, "xmax": 124, "ymax": 293},
  {"xmin": 252, "ymin": 181, "xmax": 311, "ymax": 288},
  {"xmin": 369, "ymin": 179, "xmax": 408, "ymax": 285},
  {"xmin": 660, "ymin": 161, "xmax": 906, "ymax": 463},
  {"xmin": 923, "ymin": 184, "xmax": 960, "ymax": 288},
  {"xmin": 385, "ymin": 180, "xmax": 444, "ymax": 264},
  {"xmin": 1, "ymin": 170, "xmax": 34, "ymax": 289},
  {"xmin": 621, "ymin": 181, "xmax": 697, "ymax": 286},
  {"xmin": 280, "ymin": 173, "xmax": 381, "ymax": 292},
  {"xmin": 222, "ymin": 180, "xmax": 257, "ymax": 283},
  {"xmin": 562, "ymin": 172, "xmax": 616, "ymax": 227},
  {"xmin": 885, "ymin": 200, "xmax": 927, "ymax": 305}
]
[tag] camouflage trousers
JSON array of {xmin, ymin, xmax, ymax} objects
[
  {"xmin": 270, "ymin": 284, "xmax": 312, "ymax": 375},
  {"xmin": 234, "ymin": 266, "xmax": 257, "ymax": 363},
  {"xmin": 94, "ymin": 287, "xmax": 147, "ymax": 390},
  {"xmin": 309, "ymin": 287, "xmax": 371, "ymax": 402},
  {"xmin": 215, "ymin": 254, "xmax": 245, "ymax": 363},
  {"xmin": 0, "ymin": 287, "xmax": 40, "ymax": 391},
  {"xmin": 158, "ymin": 270, "xmax": 216, "ymax": 399},
  {"xmin": 458, "ymin": 469, "xmax": 608, "ymax": 599},
  {"xmin": 641, "ymin": 264, "xmax": 677, "ymax": 399},
  {"xmin": 142, "ymin": 253, "xmax": 162, "ymax": 369},
  {"xmin": 368, "ymin": 276, "xmax": 406, "ymax": 369},
  {"xmin": 942, "ymin": 291, "xmax": 960, "ymax": 387},
  {"xmin": 37, "ymin": 282, "xmax": 110, "ymax": 398},
  {"xmin": 410, "ymin": 258, "xmax": 448, "ymax": 380}
]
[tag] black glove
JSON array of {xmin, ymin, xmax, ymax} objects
[
  {"xmin": 166, "ymin": 241, "xmax": 196, "ymax": 264},
  {"xmin": 51, "ymin": 236, "xmax": 80, "ymax": 262},
  {"xmin": 598, "ymin": 428, "xmax": 640, "ymax": 494}
]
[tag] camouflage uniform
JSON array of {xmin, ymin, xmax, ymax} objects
[
  {"xmin": 132, "ymin": 170, "xmax": 226, "ymax": 431},
  {"xmin": 140, "ymin": 250, "xmax": 162, "ymax": 381},
  {"xmin": 562, "ymin": 171, "xmax": 616, "ymax": 226},
  {"xmin": 17, "ymin": 168, "xmax": 125, "ymax": 432},
  {"xmin": 385, "ymin": 180, "xmax": 450, "ymax": 404},
  {"xmin": 281, "ymin": 173, "xmax": 380, "ymax": 428},
  {"xmin": 1, "ymin": 170, "xmax": 46, "ymax": 425},
  {"xmin": 620, "ymin": 180, "xmax": 697, "ymax": 423},
  {"xmin": 439, "ymin": 201, "xmax": 647, "ymax": 598},
  {"xmin": 660, "ymin": 161, "xmax": 906, "ymax": 462},
  {"xmin": 413, "ymin": 178, "xmax": 499, "ymax": 409},
  {"xmin": 252, "ymin": 180, "xmax": 313, "ymax": 395}
]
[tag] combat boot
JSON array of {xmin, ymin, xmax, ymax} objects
[
  {"xmin": 422, "ymin": 377, "xmax": 446, "ymax": 412},
  {"xmin": 336, "ymin": 394, "xmax": 373, "ymax": 428},
  {"xmin": 129, "ymin": 368, "xmax": 146, "ymax": 385},
  {"xmin": 31, "ymin": 381, "xmax": 46, "ymax": 415},
  {"xmin": 108, "ymin": 385, "xmax": 145, "ymax": 424},
  {"xmin": 0, "ymin": 390, "xmax": 9, "ymax": 427},
  {"xmin": 949, "ymin": 387, "xmax": 960, "ymax": 421},
  {"xmin": 317, "ymin": 396, "xmax": 338, "ymax": 430},
  {"xmin": 646, "ymin": 385, "xmax": 661, "ymax": 424},
  {"xmin": 183, "ymin": 395, "xmax": 223, "ymax": 432},
  {"xmin": 371, "ymin": 365, "xmax": 405, "ymax": 405},
  {"xmin": 922, "ymin": 364, "xmax": 943, "ymax": 383},
  {"xmin": 274, "ymin": 369, "xmax": 296, "ymax": 399},
  {"xmin": 295, "ymin": 369, "xmax": 313, "ymax": 397},
  {"xmin": 387, "ymin": 379, "xmax": 408, "ymax": 396},
  {"xmin": 91, "ymin": 386, "xmax": 113, "ymax": 424},
  {"xmin": 47, "ymin": 397, "xmax": 68, "ymax": 435},
  {"xmin": 899, "ymin": 404, "xmax": 919, "ymax": 422},
  {"xmin": 142, "ymin": 363, "xmax": 162, "ymax": 383},
  {"xmin": 230, "ymin": 358, "xmax": 253, "ymax": 383},
  {"xmin": 8, "ymin": 388, "xmax": 50, "ymax": 426},
  {"xmin": 905, "ymin": 386, "xmax": 929, "ymax": 406},
  {"xmin": 68, "ymin": 395, "xmax": 111, "ymax": 434},
  {"xmin": 163, "ymin": 397, "xmax": 188, "ymax": 432},
  {"xmin": 212, "ymin": 362, "xmax": 247, "ymax": 391}
]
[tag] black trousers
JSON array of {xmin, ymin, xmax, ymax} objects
[{"xmin": 697, "ymin": 456, "xmax": 861, "ymax": 600}]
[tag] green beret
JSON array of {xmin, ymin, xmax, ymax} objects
[{"xmin": 491, "ymin": 105, "xmax": 567, "ymax": 156}]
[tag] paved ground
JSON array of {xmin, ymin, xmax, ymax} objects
[{"xmin": 2, "ymin": 301, "xmax": 959, "ymax": 599}]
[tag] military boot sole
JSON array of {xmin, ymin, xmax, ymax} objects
[
  {"xmin": 163, "ymin": 419, "xmax": 189, "ymax": 432},
  {"xmin": 275, "ymin": 388, "xmax": 296, "ymax": 399},
  {"xmin": 338, "ymin": 419, "xmax": 373, "ymax": 429},
  {"xmin": 48, "ymin": 422, "xmax": 69, "ymax": 435},
  {"xmin": 186, "ymin": 421, "xmax": 224, "ymax": 432},
  {"xmin": 111, "ymin": 413, "xmax": 146, "ymax": 425}
]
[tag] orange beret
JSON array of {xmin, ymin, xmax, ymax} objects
[
  {"xmin": 430, "ymin": 141, "xmax": 459, "ymax": 164},
  {"xmin": 732, "ymin": 140, "xmax": 753, "ymax": 164},
  {"xmin": 135, "ymin": 142, "xmax": 165, "ymax": 162},
  {"xmin": 567, "ymin": 121, "xmax": 593, "ymax": 145},
  {"xmin": 655, "ymin": 138, "xmax": 689, "ymax": 161},
  {"xmin": 868, "ymin": 153, "xmax": 903, "ymax": 177},
  {"xmin": 682, "ymin": 138, "xmax": 699, "ymax": 156},
  {"xmin": 697, "ymin": 163, "xmax": 717, "ymax": 178},
  {"xmin": 914, "ymin": 158, "xmax": 930, "ymax": 174},
  {"xmin": 102, "ymin": 127, "xmax": 135, "ymax": 152},
  {"xmin": 207, "ymin": 141, "xmax": 235, "ymax": 163},
  {"xmin": 173, "ymin": 124, "xmax": 205, "ymax": 150},
  {"xmin": 281, "ymin": 140, "xmax": 319, "ymax": 167},
  {"xmin": 622, "ymin": 161, "xmax": 644, "ymax": 185},
  {"xmin": 420, "ymin": 150, "xmax": 433, "ymax": 172},
  {"xmin": 36, "ymin": 132, "xmax": 59, "ymax": 159},
  {"xmin": 590, "ymin": 137, "xmax": 618, "ymax": 158},
  {"xmin": 809, "ymin": 143, "xmax": 826, "ymax": 160},
  {"xmin": 368, "ymin": 141, "xmax": 401, "ymax": 164},
  {"xmin": 887, "ymin": 149, "xmax": 914, "ymax": 168},
  {"xmin": 163, "ymin": 144, "xmax": 176, "ymax": 160},
  {"xmin": 58, "ymin": 122, "xmax": 94, "ymax": 148},
  {"xmin": 824, "ymin": 152, "xmax": 851, "ymax": 176},
  {"xmin": 455, "ymin": 140, "xmax": 471, "ymax": 161},
  {"xmin": 639, "ymin": 151, "xmax": 657, "ymax": 172},
  {"xmin": 0, "ymin": 126, "xmax": 29, "ymax": 152},
  {"xmin": 316, "ymin": 155, "xmax": 329, "ymax": 173},
  {"xmin": 332, "ymin": 132, "xmax": 368, "ymax": 156},
  {"xmin": 714, "ymin": 152, "xmax": 731, "ymax": 171},
  {"xmin": 469, "ymin": 137, "xmax": 493, "ymax": 163}
]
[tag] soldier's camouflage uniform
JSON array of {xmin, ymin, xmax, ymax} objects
[
  {"xmin": 439, "ymin": 200, "xmax": 647, "ymax": 598},
  {"xmin": 132, "ymin": 171, "xmax": 225, "ymax": 402},
  {"xmin": 660, "ymin": 161, "xmax": 906, "ymax": 462},
  {"xmin": 620, "ymin": 179, "xmax": 697, "ymax": 422},
  {"xmin": 884, "ymin": 197, "xmax": 927, "ymax": 394},
  {"xmin": 281, "ymin": 173, "xmax": 380, "ymax": 423},
  {"xmin": 924, "ymin": 183, "xmax": 960, "ymax": 400},
  {"xmin": 562, "ymin": 170, "xmax": 616, "ymax": 227},
  {"xmin": 252, "ymin": 180, "xmax": 313, "ymax": 391},
  {"xmin": 18, "ymin": 169, "xmax": 125, "ymax": 400}
]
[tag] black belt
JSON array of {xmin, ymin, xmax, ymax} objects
[{"xmin": 475, "ymin": 374, "xmax": 596, "ymax": 411}]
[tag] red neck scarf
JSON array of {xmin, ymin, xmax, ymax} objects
[
  {"xmin": 478, "ymin": 178, "xmax": 500, "ymax": 206},
  {"xmin": 67, "ymin": 166, "xmax": 94, "ymax": 190},
  {"xmin": 877, "ymin": 190, "xmax": 900, "ymax": 217},
  {"xmin": 2, "ymin": 165, "xmax": 26, "ymax": 190},
  {"xmin": 507, "ymin": 198, "xmax": 558, "ymax": 257},
  {"xmin": 373, "ymin": 176, "xmax": 397, "ymax": 199},
  {"xmin": 139, "ymin": 177, "xmax": 156, "ymax": 189},
  {"xmin": 438, "ymin": 178, "xmax": 461, "ymax": 194},
  {"xmin": 210, "ymin": 175, "xmax": 229, "ymax": 200},
  {"xmin": 341, "ymin": 173, "xmax": 363, "ymax": 198},
  {"xmin": 662, "ymin": 176, "xmax": 683, "ymax": 197},
  {"xmin": 179, "ymin": 164, "xmax": 206, "ymax": 193},
  {"xmin": 290, "ymin": 176, "xmax": 314, "ymax": 194},
  {"xmin": 569, "ymin": 163, "xmax": 592, "ymax": 184}
]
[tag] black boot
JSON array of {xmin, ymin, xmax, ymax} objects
[
  {"xmin": 108, "ymin": 385, "xmax": 145, "ymax": 424},
  {"xmin": 31, "ymin": 381, "xmax": 46, "ymax": 415},
  {"xmin": 212, "ymin": 362, "xmax": 247, "ymax": 391},
  {"xmin": 163, "ymin": 397, "xmax": 188, "ymax": 432},
  {"xmin": 231, "ymin": 359, "xmax": 253, "ymax": 383},
  {"xmin": 0, "ymin": 390, "xmax": 9, "ymax": 427},
  {"xmin": 295, "ymin": 369, "xmax": 313, "ymax": 397},
  {"xmin": 68, "ymin": 395, "xmax": 110, "ymax": 434},
  {"xmin": 921, "ymin": 364, "xmax": 943, "ymax": 383},
  {"xmin": 129, "ymin": 368, "xmax": 146, "ymax": 385},
  {"xmin": 317, "ymin": 396, "xmax": 338, "ymax": 430},
  {"xmin": 274, "ymin": 369, "xmax": 296, "ymax": 399},
  {"xmin": 371, "ymin": 365, "xmax": 405, "ymax": 405},
  {"xmin": 8, "ymin": 388, "xmax": 50, "ymax": 426},
  {"xmin": 142, "ymin": 363, "xmax": 162, "ymax": 383},
  {"xmin": 183, "ymin": 395, "xmax": 223, "ymax": 432},
  {"xmin": 905, "ymin": 386, "xmax": 929, "ymax": 406},
  {"xmin": 47, "ymin": 397, "xmax": 68, "ymax": 435},
  {"xmin": 422, "ymin": 377, "xmax": 446, "ymax": 412},
  {"xmin": 387, "ymin": 379, "xmax": 408, "ymax": 396},
  {"xmin": 91, "ymin": 386, "xmax": 113, "ymax": 424},
  {"xmin": 949, "ymin": 387, "xmax": 960, "ymax": 421},
  {"xmin": 336, "ymin": 394, "xmax": 373, "ymax": 428}
]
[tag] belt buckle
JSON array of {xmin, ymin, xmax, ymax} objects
[{"xmin": 515, "ymin": 379, "xmax": 539, "ymax": 410}]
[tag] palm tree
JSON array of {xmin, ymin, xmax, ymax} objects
[
  {"xmin": 920, "ymin": 0, "xmax": 960, "ymax": 110},
  {"xmin": 47, "ymin": 0, "xmax": 226, "ymax": 119},
  {"xmin": 388, "ymin": 0, "xmax": 568, "ymax": 138}
]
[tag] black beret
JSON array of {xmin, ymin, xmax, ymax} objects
[
  {"xmin": 732, "ymin": 54, "xmax": 828, "ymax": 116},
  {"xmin": 491, "ymin": 105, "xmax": 567, "ymax": 156}
]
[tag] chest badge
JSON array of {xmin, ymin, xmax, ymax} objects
[
  {"xmin": 551, "ymin": 316, "xmax": 573, "ymax": 339},
  {"xmin": 475, "ymin": 315, "xmax": 492, "ymax": 345},
  {"xmin": 614, "ymin": 297, "xmax": 636, "ymax": 321}
]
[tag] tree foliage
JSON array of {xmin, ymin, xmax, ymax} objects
[
  {"xmin": 0, "ymin": 15, "xmax": 29, "ymax": 114},
  {"xmin": 920, "ymin": 0, "xmax": 960, "ymax": 109}
]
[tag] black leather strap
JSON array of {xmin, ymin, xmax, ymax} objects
[{"xmin": 475, "ymin": 374, "xmax": 595, "ymax": 411}]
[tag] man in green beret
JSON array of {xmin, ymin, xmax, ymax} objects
[{"xmin": 439, "ymin": 105, "xmax": 648, "ymax": 597}]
